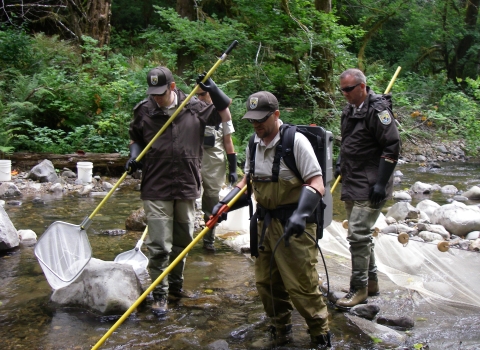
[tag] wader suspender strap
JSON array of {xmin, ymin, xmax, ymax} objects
[{"xmin": 248, "ymin": 136, "xmax": 257, "ymax": 256}]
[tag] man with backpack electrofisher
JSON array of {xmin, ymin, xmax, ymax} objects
[
  {"xmin": 212, "ymin": 91, "xmax": 331, "ymax": 348},
  {"xmin": 334, "ymin": 68, "xmax": 400, "ymax": 309}
]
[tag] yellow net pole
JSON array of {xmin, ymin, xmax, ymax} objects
[{"xmin": 91, "ymin": 185, "xmax": 247, "ymax": 349}]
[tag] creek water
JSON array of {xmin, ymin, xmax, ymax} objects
[{"xmin": 1, "ymin": 161, "xmax": 480, "ymax": 349}]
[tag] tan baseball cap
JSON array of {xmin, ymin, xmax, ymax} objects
[{"xmin": 242, "ymin": 91, "xmax": 279, "ymax": 120}]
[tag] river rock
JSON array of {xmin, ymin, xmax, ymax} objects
[
  {"xmin": 0, "ymin": 205, "xmax": 19, "ymax": 250},
  {"xmin": 416, "ymin": 199, "xmax": 440, "ymax": 219},
  {"xmin": 28, "ymin": 159, "xmax": 58, "ymax": 183},
  {"xmin": 470, "ymin": 239, "xmax": 480, "ymax": 251},
  {"xmin": 205, "ymin": 340, "xmax": 229, "ymax": 350},
  {"xmin": 386, "ymin": 202, "xmax": 420, "ymax": 221},
  {"xmin": 465, "ymin": 231, "xmax": 480, "ymax": 240},
  {"xmin": 431, "ymin": 202, "xmax": 480, "ymax": 237},
  {"xmin": 381, "ymin": 224, "xmax": 415, "ymax": 235},
  {"xmin": 345, "ymin": 314, "xmax": 406, "ymax": 347},
  {"xmin": 393, "ymin": 191, "xmax": 412, "ymax": 201},
  {"xmin": 416, "ymin": 223, "xmax": 450, "ymax": 240},
  {"xmin": 125, "ymin": 207, "xmax": 147, "ymax": 231},
  {"xmin": 350, "ymin": 304, "xmax": 380, "ymax": 320},
  {"xmin": 377, "ymin": 316, "xmax": 415, "ymax": 331},
  {"xmin": 418, "ymin": 231, "xmax": 444, "ymax": 242},
  {"xmin": 441, "ymin": 185, "xmax": 458, "ymax": 194},
  {"xmin": 0, "ymin": 182, "xmax": 21, "ymax": 198},
  {"xmin": 463, "ymin": 186, "xmax": 480, "ymax": 200},
  {"xmin": 416, "ymin": 155, "xmax": 426, "ymax": 162},
  {"xmin": 410, "ymin": 181, "xmax": 432, "ymax": 194},
  {"xmin": 18, "ymin": 229, "xmax": 37, "ymax": 242},
  {"xmin": 51, "ymin": 258, "xmax": 143, "ymax": 315},
  {"xmin": 48, "ymin": 183, "xmax": 64, "ymax": 194},
  {"xmin": 61, "ymin": 169, "xmax": 76, "ymax": 178}
]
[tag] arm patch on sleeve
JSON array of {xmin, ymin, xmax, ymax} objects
[{"xmin": 378, "ymin": 110, "xmax": 392, "ymax": 125}]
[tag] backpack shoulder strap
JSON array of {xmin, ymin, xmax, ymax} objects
[
  {"xmin": 248, "ymin": 133, "xmax": 257, "ymax": 177},
  {"xmin": 279, "ymin": 124, "xmax": 303, "ymax": 182}
]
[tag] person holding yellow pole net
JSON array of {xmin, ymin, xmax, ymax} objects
[
  {"xmin": 334, "ymin": 68, "xmax": 401, "ymax": 310},
  {"xmin": 126, "ymin": 66, "xmax": 233, "ymax": 315}
]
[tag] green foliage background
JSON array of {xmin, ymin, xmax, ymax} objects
[{"xmin": 1, "ymin": 0, "xmax": 480, "ymax": 160}]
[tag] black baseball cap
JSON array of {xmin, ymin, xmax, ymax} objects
[
  {"xmin": 242, "ymin": 91, "xmax": 279, "ymax": 120},
  {"xmin": 146, "ymin": 67, "xmax": 174, "ymax": 95}
]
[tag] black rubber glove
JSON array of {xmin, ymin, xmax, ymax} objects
[
  {"xmin": 227, "ymin": 153, "xmax": 238, "ymax": 185},
  {"xmin": 369, "ymin": 158, "xmax": 396, "ymax": 206},
  {"xmin": 212, "ymin": 186, "xmax": 249, "ymax": 223},
  {"xmin": 196, "ymin": 72, "xmax": 231, "ymax": 111},
  {"xmin": 334, "ymin": 155, "xmax": 341, "ymax": 179},
  {"xmin": 284, "ymin": 185, "xmax": 322, "ymax": 246},
  {"xmin": 125, "ymin": 143, "xmax": 143, "ymax": 175}
]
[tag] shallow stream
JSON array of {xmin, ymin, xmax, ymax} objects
[{"xmin": 1, "ymin": 161, "xmax": 480, "ymax": 349}]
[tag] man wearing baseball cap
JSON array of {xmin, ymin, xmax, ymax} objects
[
  {"xmin": 211, "ymin": 91, "xmax": 331, "ymax": 348},
  {"xmin": 127, "ymin": 66, "xmax": 232, "ymax": 315}
]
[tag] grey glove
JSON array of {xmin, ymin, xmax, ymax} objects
[
  {"xmin": 227, "ymin": 153, "xmax": 238, "ymax": 185},
  {"xmin": 212, "ymin": 186, "xmax": 249, "ymax": 223},
  {"xmin": 369, "ymin": 158, "xmax": 396, "ymax": 206},
  {"xmin": 196, "ymin": 72, "xmax": 231, "ymax": 111},
  {"xmin": 334, "ymin": 155, "xmax": 341, "ymax": 179},
  {"xmin": 284, "ymin": 185, "xmax": 321, "ymax": 246},
  {"xmin": 125, "ymin": 143, "xmax": 143, "ymax": 175}
]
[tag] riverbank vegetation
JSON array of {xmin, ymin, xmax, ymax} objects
[{"xmin": 1, "ymin": 0, "xmax": 480, "ymax": 161}]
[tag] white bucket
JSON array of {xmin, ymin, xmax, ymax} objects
[
  {"xmin": 0, "ymin": 160, "xmax": 12, "ymax": 182},
  {"xmin": 77, "ymin": 162, "xmax": 93, "ymax": 183}
]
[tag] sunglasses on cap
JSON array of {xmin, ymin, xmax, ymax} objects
[
  {"xmin": 246, "ymin": 111, "xmax": 274, "ymax": 124},
  {"xmin": 196, "ymin": 91, "xmax": 208, "ymax": 97},
  {"xmin": 340, "ymin": 83, "xmax": 361, "ymax": 93}
]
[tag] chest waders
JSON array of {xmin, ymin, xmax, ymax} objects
[{"xmin": 249, "ymin": 177, "xmax": 318, "ymax": 256}]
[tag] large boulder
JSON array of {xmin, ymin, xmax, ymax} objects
[
  {"xmin": 51, "ymin": 258, "xmax": 143, "ymax": 315},
  {"xmin": 463, "ymin": 186, "xmax": 480, "ymax": 200},
  {"xmin": 28, "ymin": 159, "xmax": 58, "ymax": 183},
  {"xmin": 0, "ymin": 205, "xmax": 19, "ymax": 250},
  {"xmin": 431, "ymin": 202, "xmax": 480, "ymax": 237},
  {"xmin": 416, "ymin": 199, "xmax": 440, "ymax": 219},
  {"xmin": 386, "ymin": 202, "xmax": 420, "ymax": 221}
]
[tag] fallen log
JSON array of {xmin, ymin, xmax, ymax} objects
[{"xmin": 8, "ymin": 152, "xmax": 129, "ymax": 176}]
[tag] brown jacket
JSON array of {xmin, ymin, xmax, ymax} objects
[
  {"xmin": 339, "ymin": 88, "xmax": 401, "ymax": 201},
  {"xmin": 129, "ymin": 89, "xmax": 221, "ymax": 200}
]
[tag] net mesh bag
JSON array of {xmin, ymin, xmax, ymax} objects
[
  {"xmin": 322, "ymin": 216, "xmax": 480, "ymax": 308},
  {"xmin": 34, "ymin": 221, "xmax": 92, "ymax": 290}
]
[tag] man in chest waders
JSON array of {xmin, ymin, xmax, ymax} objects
[{"xmin": 212, "ymin": 91, "xmax": 331, "ymax": 348}]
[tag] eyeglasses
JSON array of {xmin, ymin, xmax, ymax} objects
[
  {"xmin": 246, "ymin": 111, "xmax": 274, "ymax": 124},
  {"xmin": 151, "ymin": 89, "xmax": 168, "ymax": 97},
  {"xmin": 340, "ymin": 83, "xmax": 361, "ymax": 93},
  {"xmin": 196, "ymin": 91, "xmax": 208, "ymax": 97}
]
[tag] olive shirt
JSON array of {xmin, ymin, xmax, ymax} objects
[
  {"xmin": 129, "ymin": 89, "xmax": 221, "ymax": 201},
  {"xmin": 339, "ymin": 87, "xmax": 401, "ymax": 201}
]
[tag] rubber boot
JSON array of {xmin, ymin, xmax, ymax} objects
[
  {"xmin": 250, "ymin": 324, "xmax": 293, "ymax": 349},
  {"xmin": 335, "ymin": 287, "xmax": 368, "ymax": 309},
  {"xmin": 151, "ymin": 295, "xmax": 168, "ymax": 314},
  {"xmin": 310, "ymin": 331, "xmax": 332, "ymax": 349},
  {"xmin": 342, "ymin": 280, "xmax": 379, "ymax": 296},
  {"xmin": 368, "ymin": 279, "xmax": 380, "ymax": 296}
]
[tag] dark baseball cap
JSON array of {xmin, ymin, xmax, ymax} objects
[
  {"xmin": 242, "ymin": 91, "xmax": 279, "ymax": 120},
  {"xmin": 146, "ymin": 67, "xmax": 174, "ymax": 95}
]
